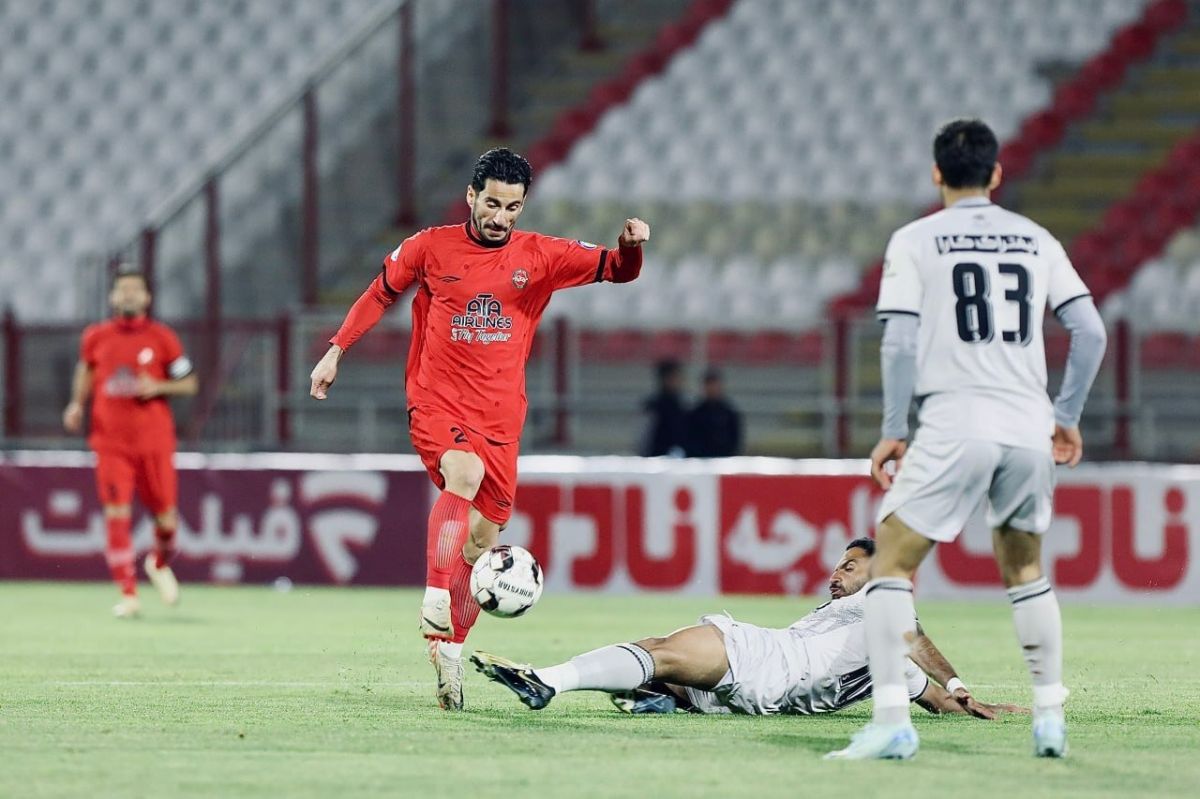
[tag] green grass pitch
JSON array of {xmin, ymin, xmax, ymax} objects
[{"xmin": 1, "ymin": 582, "xmax": 1197, "ymax": 798}]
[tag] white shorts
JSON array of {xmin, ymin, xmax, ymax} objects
[
  {"xmin": 683, "ymin": 614, "xmax": 806, "ymax": 715},
  {"xmin": 876, "ymin": 437, "xmax": 1055, "ymax": 542}
]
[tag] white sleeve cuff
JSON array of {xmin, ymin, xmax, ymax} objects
[{"xmin": 168, "ymin": 355, "xmax": 194, "ymax": 380}]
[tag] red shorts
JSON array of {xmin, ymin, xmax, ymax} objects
[
  {"xmin": 94, "ymin": 449, "xmax": 178, "ymax": 515},
  {"xmin": 407, "ymin": 408, "xmax": 519, "ymax": 525}
]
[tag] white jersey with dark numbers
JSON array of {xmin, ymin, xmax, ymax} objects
[{"xmin": 876, "ymin": 197, "xmax": 1091, "ymax": 452}]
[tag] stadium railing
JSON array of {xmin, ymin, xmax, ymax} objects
[{"xmin": 5, "ymin": 311, "xmax": 1198, "ymax": 462}]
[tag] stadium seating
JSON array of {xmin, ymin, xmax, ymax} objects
[
  {"xmin": 0, "ymin": 0, "xmax": 470, "ymax": 321},
  {"xmin": 523, "ymin": 0, "xmax": 1152, "ymax": 329},
  {"xmin": 1111, "ymin": 219, "xmax": 1200, "ymax": 332}
]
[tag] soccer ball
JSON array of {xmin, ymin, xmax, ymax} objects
[{"xmin": 470, "ymin": 545, "xmax": 544, "ymax": 618}]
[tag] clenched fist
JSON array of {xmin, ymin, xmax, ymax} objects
[{"xmin": 619, "ymin": 218, "xmax": 650, "ymax": 248}]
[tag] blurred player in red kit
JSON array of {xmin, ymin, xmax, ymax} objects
[
  {"xmin": 63, "ymin": 268, "xmax": 199, "ymax": 618},
  {"xmin": 310, "ymin": 148, "xmax": 649, "ymax": 710}
]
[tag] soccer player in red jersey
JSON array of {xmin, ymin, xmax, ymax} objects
[
  {"xmin": 310, "ymin": 148, "xmax": 649, "ymax": 709},
  {"xmin": 63, "ymin": 268, "xmax": 199, "ymax": 618}
]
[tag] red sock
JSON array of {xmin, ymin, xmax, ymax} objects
[
  {"xmin": 105, "ymin": 516, "xmax": 137, "ymax": 596},
  {"xmin": 426, "ymin": 491, "xmax": 472, "ymax": 589},
  {"xmin": 154, "ymin": 524, "xmax": 176, "ymax": 569},
  {"xmin": 449, "ymin": 554, "xmax": 482, "ymax": 645}
]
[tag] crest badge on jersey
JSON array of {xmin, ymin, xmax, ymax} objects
[
  {"xmin": 137, "ymin": 347, "xmax": 155, "ymax": 365},
  {"xmin": 511, "ymin": 268, "xmax": 529, "ymax": 290}
]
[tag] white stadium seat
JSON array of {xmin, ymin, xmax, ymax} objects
[{"xmin": 519, "ymin": 0, "xmax": 1148, "ymax": 330}]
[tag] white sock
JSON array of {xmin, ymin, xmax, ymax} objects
[
  {"xmin": 1008, "ymin": 576, "xmax": 1067, "ymax": 718},
  {"xmin": 423, "ymin": 586, "xmax": 450, "ymax": 604},
  {"xmin": 864, "ymin": 577, "xmax": 917, "ymax": 727},
  {"xmin": 535, "ymin": 644, "xmax": 655, "ymax": 695},
  {"xmin": 437, "ymin": 641, "xmax": 463, "ymax": 659}
]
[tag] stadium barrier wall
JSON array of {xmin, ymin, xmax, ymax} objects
[{"xmin": 1, "ymin": 452, "xmax": 1195, "ymax": 604}]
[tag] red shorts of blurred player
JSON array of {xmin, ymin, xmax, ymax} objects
[
  {"xmin": 407, "ymin": 408, "xmax": 518, "ymax": 526},
  {"xmin": 94, "ymin": 449, "xmax": 178, "ymax": 514}
]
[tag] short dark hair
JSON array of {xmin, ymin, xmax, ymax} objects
[
  {"xmin": 656, "ymin": 359, "xmax": 682, "ymax": 381},
  {"xmin": 471, "ymin": 147, "xmax": 533, "ymax": 192},
  {"xmin": 845, "ymin": 537, "xmax": 876, "ymax": 556},
  {"xmin": 933, "ymin": 119, "xmax": 998, "ymax": 189},
  {"xmin": 111, "ymin": 264, "xmax": 149, "ymax": 290}
]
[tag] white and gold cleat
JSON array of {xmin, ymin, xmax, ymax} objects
[
  {"xmin": 112, "ymin": 595, "xmax": 141, "ymax": 619},
  {"xmin": 428, "ymin": 639, "xmax": 464, "ymax": 711},
  {"xmin": 144, "ymin": 554, "xmax": 180, "ymax": 606}
]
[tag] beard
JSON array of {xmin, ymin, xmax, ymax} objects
[{"xmin": 472, "ymin": 209, "xmax": 512, "ymax": 245}]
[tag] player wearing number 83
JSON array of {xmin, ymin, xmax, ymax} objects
[{"xmin": 827, "ymin": 119, "xmax": 1107, "ymax": 762}]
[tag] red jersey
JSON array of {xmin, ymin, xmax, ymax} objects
[
  {"xmin": 81, "ymin": 316, "xmax": 192, "ymax": 453},
  {"xmin": 332, "ymin": 223, "xmax": 643, "ymax": 443}
]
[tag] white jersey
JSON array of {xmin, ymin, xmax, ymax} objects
[
  {"xmin": 784, "ymin": 590, "xmax": 926, "ymax": 714},
  {"xmin": 691, "ymin": 591, "xmax": 927, "ymax": 715},
  {"xmin": 876, "ymin": 197, "xmax": 1090, "ymax": 452}
]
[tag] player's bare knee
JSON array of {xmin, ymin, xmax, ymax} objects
[
  {"xmin": 440, "ymin": 451, "xmax": 484, "ymax": 497},
  {"xmin": 634, "ymin": 636, "xmax": 677, "ymax": 671}
]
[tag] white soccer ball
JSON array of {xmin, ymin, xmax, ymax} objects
[{"xmin": 470, "ymin": 545, "xmax": 544, "ymax": 618}]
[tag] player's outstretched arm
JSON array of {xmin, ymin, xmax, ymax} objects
[
  {"xmin": 310, "ymin": 344, "xmax": 344, "ymax": 400},
  {"xmin": 909, "ymin": 625, "xmax": 999, "ymax": 719},
  {"xmin": 62, "ymin": 361, "xmax": 93, "ymax": 433},
  {"xmin": 914, "ymin": 682, "xmax": 1027, "ymax": 717},
  {"xmin": 311, "ymin": 272, "xmax": 403, "ymax": 400}
]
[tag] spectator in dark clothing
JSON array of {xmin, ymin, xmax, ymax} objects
[
  {"xmin": 686, "ymin": 369, "xmax": 743, "ymax": 457},
  {"xmin": 640, "ymin": 359, "xmax": 689, "ymax": 457}
]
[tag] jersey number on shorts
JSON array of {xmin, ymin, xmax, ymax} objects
[
  {"xmin": 952, "ymin": 262, "xmax": 1032, "ymax": 346},
  {"xmin": 449, "ymin": 426, "xmax": 468, "ymax": 444}
]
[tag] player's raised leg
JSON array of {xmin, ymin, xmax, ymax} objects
[
  {"xmin": 994, "ymin": 526, "xmax": 1068, "ymax": 757},
  {"xmin": 422, "ymin": 449, "xmax": 482, "ymax": 641},
  {"xmin": 826, "ymin": 514, "xmax": 931, "ymax": 760},
  {"xmin": 473, "ymin": 623, "xmax": 728, "ymax": 710}
]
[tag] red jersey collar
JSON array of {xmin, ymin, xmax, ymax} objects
[
  {"xmin": 114, "ymin": 314, "xmax": 151, "ymax": 331},
  {"xmin": 464, "ymin": 219, "xmax": 513, "ymax": 249}
]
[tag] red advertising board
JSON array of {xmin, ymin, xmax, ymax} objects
[{"xmin": 0, "ymin": 453, "xmax": 430, "ymax": 586}]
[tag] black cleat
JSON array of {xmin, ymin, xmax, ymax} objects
[
  {"xmin": 610, "ymin": 688, "xmax": 679, "ymax": 714},
  {"xmin": 470, "ymin": 651, "xmax": 557, "ymax": 710}
]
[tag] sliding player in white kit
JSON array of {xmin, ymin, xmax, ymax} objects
[
  {"xmin": 473, "ymin": 539, "xmax": 1024, "ymax": 720},
  {"xmin": 827, "ymin": 119, "xmax": 1107, "ymax": 761}
]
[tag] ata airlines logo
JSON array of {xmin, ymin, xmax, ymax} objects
[{"xmin": 451, "ymin": 293, "xmax": 513, "ymax": 344}]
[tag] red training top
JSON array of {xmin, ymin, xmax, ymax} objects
[
  {"xmin": 331, "ymin": 223, "xmax": 643, "ymax": 443},
  {"xmin": 81, "ymin": 316, "xmax": 192, "ymax": 453}
]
